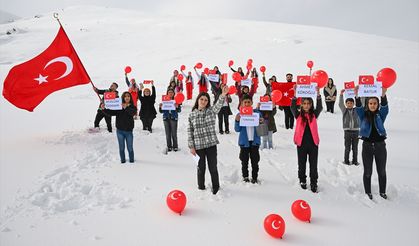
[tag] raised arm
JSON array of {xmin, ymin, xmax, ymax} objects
[
  {"xmin": 379, "ymin": 94, "xmax": 389, "ymax": 122},
  {"xmin": 291, "ymin": 97, "xmax": 300, "ymax": 119},
  {"xmin": 338, "ymin": 91, "xmax": 345, "ymax": 113}
]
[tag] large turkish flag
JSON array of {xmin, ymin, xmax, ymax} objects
[
  {"xmin": 2, "ymin": 26, "xmax": 90, "ymax": 111},
  {"xmin": 271, "ymin": 82, "xmax": 300, "ymax": 106}
]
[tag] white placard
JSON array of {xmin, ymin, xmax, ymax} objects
[
  {"xmin": 104, "ymin": 98, "xmax": 122, "ymax": 110},
  {"xmin": 191, "ymin": 154, "xmax": 200, "ymax": 166},
  {"xmin": 162, "ymin": 100, "xmax": 176, "ymax": 110},
  {"xmin": 240, "ymin": 78, "xmax": 251, "ymax": 88},
  {"xmin": 296, "ymin": 84, "xmax": 317, "ymax": 99},
  {"xmin": 259, "ymin": 101, "xmax": 273, "ymax": 111},
  {"xmin": 239, "ymin": 113, "xmax": 260, "ymax": 127},
  {"xmin": 208, "ymin": 74, "xmax": 220, "ymax": 82},
  {"xmin": 344, "ymin": 89, "xmax": 356, "ymax": 99},
  {"xmin": 358, "ymin": 83, "xmax": 382, "ymax": 98}
]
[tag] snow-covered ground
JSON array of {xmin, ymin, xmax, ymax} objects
[{"xmin": 0, "ymin": 6, "xmax": 418, "ymax": 246}]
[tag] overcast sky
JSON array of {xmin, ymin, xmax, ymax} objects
[{"xmin": 1, "ymin": 0, "xmax": 418, "ymax": 41}]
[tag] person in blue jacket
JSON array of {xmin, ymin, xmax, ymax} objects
[
  {"xmin": 159, "ymin": 88, "xmax": 181, "ymax": 152},
  {"xmin": 234, "ymin": 94, "xmax": 263, "ymax": 184},
  {"xmin": 355, "ymin": 86, "xmax": 389, "ymax": 200}
]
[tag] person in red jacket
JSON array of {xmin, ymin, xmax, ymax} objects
[
  {"xmin": 194, "ymin": 67, "xmax": 208, "ymax": 93},
  {"xmin": 182, "ymin": 70, "xmax": 194, "ymax": 100},
  {"xmin": 125, "ymin": 74, "xmax": 139, "ymax": 119},
  {"xmin": 290, "ymin": 86, "xmax": 322, "ymax": 193}
]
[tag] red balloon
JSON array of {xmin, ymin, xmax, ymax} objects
[
  {"xmin": 377, "ymin": 67, "xmax": 397, "ymax": 88},
  {"xmin": 204, "ymin": 67, "xmax": 210, "ymax": 75},
  {"xmin": 228, "ymin": 60, "xmax": 234, "ymax": 67},
  {"xmin": 311, "ymin": 70, "xmax": 329, "ymax": 88},
  {"xmin": 307, "ymin": 60, "xmax": 314, "ymax": 69},
  {"xmin": 232, "ymin": 72, "xmax": 242, "ymax": 82},
  {"xmin": 195, "ymin": 62, "xmax": 203, "ymax": 69},
  {"xmin": 260, "ymin": 66, "xmax": 266, "ymax": 73},
  {"xmin": 291, "ymin": 200, "xmax": 311, "ymax": 222},
  {"xmin": 247, "ymin": 58, "xmax": 253, "ymax": 65},
  {"xmin": 228, "ymin": 85, "xmax": 237, "ymax": 95},
  {"xmin": 271, "ymin": 90, "xmax": 283, "ymax": 103},
  {"xmin": 180, "ymin": 65, "xmax": 186, "ymax": 71},
  {"xmin": 125, "ymin": 66, "xmax": 132, "ymax": 73},
  {"xmin": 246, "ymin": 64, "xmax": 252, "ymax": 71},
  {"xmin": 264, "ymin": 214, "xmax": 285, "ymax": 239},
  {"xmin": 166, "ymin": 190, "xmax": 187, "ymax": 215},
  {"xmin": 177, "ymin": 74, "xmax": 184, "ymax": 81},
  {"xmin": 174, "ymin": 92, "xmax": 185, "ymax": 104}
]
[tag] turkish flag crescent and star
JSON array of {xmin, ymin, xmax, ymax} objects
[
  {"xmin": 271, "ymin": 82, "xmax": 301, "ymax": 106},
  {"xmin": 2, "ymin": 26, "xmax": 91, "ymax": 112}
]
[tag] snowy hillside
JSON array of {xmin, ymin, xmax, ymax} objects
[{"xmin": 0, "ymin": 6, "xmax": 418, "ymax": 246}]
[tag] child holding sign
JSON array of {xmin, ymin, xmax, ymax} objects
[
  {"xmin": 291, "ymin": 86, "xmax": 322, "ymax": 193},
  {"xmin": 188, "ymin": 85, "xmax": 229, "ymax": 195},
  {"xmin": 355, "ymin": 86, "xmax": 389, "ymax": 200},
  {"xmin": 257, "ymin": 94, "xmax": 277, "ymax": 150},
  {"xmin": 105, "ymin": 92, "xmax": 137, "ymax": 163},
  {"xmin": 138, "ymin": 82, "xmax": 157, "ymax": 133},
  {"xmin": 159, "ymin": 88, "xmax": 181, "ymax": 152},
  {"xmin": 235, "ymin": 95, "xmax": 264, "ymax": 183},
  {"xmin": 339, "ymin": 89, "xmax": 360, "ymax": 165}
]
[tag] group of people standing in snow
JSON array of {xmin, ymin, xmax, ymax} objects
[{"xmin": 91, "ymin": 64, "xmax": 390, "ymax": 199}]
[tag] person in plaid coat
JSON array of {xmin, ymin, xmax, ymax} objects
[{"xmin": 188, "ymin": 85, "xmax": 229, "ymax": 195}]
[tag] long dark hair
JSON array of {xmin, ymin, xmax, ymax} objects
[
  {"xmin": 121, "ymin": 91, "xmax": 134, "ymax": 105},
  {"xmin": 192, "ymin": 92, "xmax": 211, "ymax": 111},
  {"xmin": 199, "ymin": 74, "xmax": 206, "ymax": 85},
  {"xmin": 300, "ymin": 97, "xmax": 315, "ymax": 123},
  {"xmin": 365, "ymin": 97, "xmax": 380, "ymax": 123},
  {"xmin": 327, "ymin": 78, "xmax": 334, "ymax": 88}
]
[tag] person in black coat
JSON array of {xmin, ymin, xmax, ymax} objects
[
  {"xmin": 138, "ymin": 82, "xmax": 157, "ymax": 133},
  {"xmin": 106, "ymin": 91, "xmax": 137, "ymax": 163},
  {"xmin": 93, "ymin": 82, "xmax": 119, "ymax": 132}
]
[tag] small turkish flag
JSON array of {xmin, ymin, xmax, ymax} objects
[
  {"xmin": 297, "ymin": 76, "xmax": 310, "ymax": 85},
  {"xmin": 104, "ymin": 92, "xmax": 116, "ymax": 100},
  {"xmin": 209, "ymin": 69, "xmax": 216, "ymax": 75},
  {"xmin": 359, "ymin": 75, "xmax": 374, "ymax": 85},
  {"xmin": 239, "ymin": 106, "xmax": 253, "ymax": 115},
  {"xmin": 2, "ymin": 26, "xmax": 90, "ymax": 111},
  {"xmin": 260, "ymin": 96, "xmax": 270, "ymax": 102},
  {"xmin": 344, "ymin": 81, "xmax": 355, "ymax": 89},
  {"xmin": 162, "ymin": 95, "xmax": 171, "ymax": 101},
  {"xmin": 143, "ymin": 80, "xmax": 152, "ymax": 84}
]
